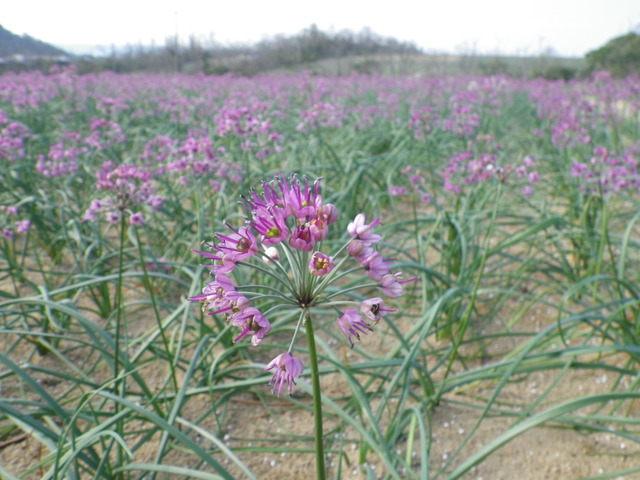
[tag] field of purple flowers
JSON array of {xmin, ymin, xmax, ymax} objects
[{"xmin": 1, "ymin": 67, "xmax": 640, "ymax": 479}]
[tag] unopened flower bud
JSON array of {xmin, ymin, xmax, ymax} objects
[{"xmin": 263, "ymin": 246, "xmax": 280, "ymax": 264}]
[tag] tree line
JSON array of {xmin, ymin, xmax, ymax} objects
[{"xmin": 75, "ymin": 25, "xmax": 423, "ymax": 75}]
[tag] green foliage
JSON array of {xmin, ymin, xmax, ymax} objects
[
  {"xmin": 1, "ymin": 72, "xmax": 640, "ymax": 479},
  {"xmin": 586, "ymin": 32, "xmax": 640, "ymax": 77},
  {"xmin": 533, "ymin": 64, "xmax": 578, "ymax": 80}
]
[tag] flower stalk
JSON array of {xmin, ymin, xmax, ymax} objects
[
  {"xmin": 189, "ymin": 174, "xmax": 417, "ymax": 476},
  {"xmin": 304, "ymin": 309, "xmax": 326, "ymax": 480}
]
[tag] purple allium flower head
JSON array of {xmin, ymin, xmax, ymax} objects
[
  {"xmin": 189, "ymin": 173, "xmax": 416, "ymax": 395},
  {"xmin": 265, "ymin": 352, "xmax": 303, "ymax": 397},
  {"xmin": 83, "ymin": 161, "xmax": 163, "ymax": 223},
  {"xmin": 0, "ymin": 120, "xmax": 30, "ymax": 163}
]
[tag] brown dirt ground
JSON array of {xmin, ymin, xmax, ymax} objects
[
  {"xmin": 2, "ymin": 300, "xmax": 639, "ymax": 480},
  {"xmin": 2, "ymin": 218, "xmax": 640, "ymax": 479}
]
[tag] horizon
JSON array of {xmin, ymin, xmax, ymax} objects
[
  {"xmin": 0, "ymin": 25, "xmax": 615, "ymax": 60},
  {"xmin": 3, "ymin": 0, "xmax": 640, "ymax": 58}
]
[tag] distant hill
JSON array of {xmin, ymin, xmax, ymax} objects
[
  {"xmin": 586, "ymin": 31, "xmax": 640, "ymax": 77},
  {"xmin": 0, "ymin": 24, "xmax": 69, "ymax": 57}
]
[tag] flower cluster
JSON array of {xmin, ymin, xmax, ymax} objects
[
  {"xmin": 140, "ymin": 135, "xmax": 176, "ymax": 165},
  {"xmin": 82, "ymin": 161, "xmax": 162, "ymax": 225},
  {"xmin": 189, "ymin": 175, "xmax": 416, "ymax": 396},
  {"xmin": 571, "ymin": 146, "xmax": 640, "ymax": 195},
  {"xmin": 514, "ymin": 156, "xmax": 540, "ymax": 197},
  {"xmin": 0, "ymin": 112, "xmax": 30, "ymax": 163},
  {"xmin": 0, "ymin": 205, "xmax": 31, "ymax": 240},
  {"xmin": 165, "ymin": 134, "xmax": 244, "ymax": 187},
  {"xmin": 387, "ymin": 165, "xmax": 431, "ymax": 203},
  {"xmin": 214, "ymin": 102, "xmax": 282, "ymax": 161},
  {"xmin": 296, "ymin": 102, "xmax": 346, "ymax": 133},
  {"xmin": 95, "ymin": 96, "xmax": 129, "ymax": 117},
  {"xmin": 85, "ymin": 118, "xmax": 126, "ymax": 151},
  {"xmin": 550, "ymin": 120, "xmax": 591, "ymax": 148},
  {"xmin": 439, "ymin": 135, "xmax": 539, "ymax": 196},
  {"xmin": 441, "ymin": 103, "xmax": 480, "ymax": 137},
  {"xmin": 138, "ymin": 132, "xmax": 244, "ymax": 191},
  {"xmin": 36, "ymin": 131, "xmax": 86, "ymax": 178},
  {"xmin": 408, "ymin": 106, "xmax": 439, "ymax": 140},
  {"xmin": 442, "ymin": 151, "xmax": 495, "ymax": 194}
]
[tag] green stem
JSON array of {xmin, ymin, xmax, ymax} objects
[
  {"xmin": 134, "ymin": 227, "xmax": 178, "ymax": 393},
  {"xmin": 304, "ymin": 309, "xmax": 326, "ymax": 480},
  {"xmin": 114, "ymin": 215, "xmax": 127, "ymax": 478},
  {"xmin": 114, "ymin": 217, "xmax": 127, "ymax": 379}
]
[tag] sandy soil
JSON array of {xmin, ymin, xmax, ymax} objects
[
  {"xmin": 4, "ymin": 309, "xmax": 638, "ymax": 480},
  {"xmin": 1, "ymin": 229, "xmax": 640, "ymax": 479}
]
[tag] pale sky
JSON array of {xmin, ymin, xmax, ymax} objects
[{"xmin": 3, "ymin": 0, "xmax": 640, "ymax": 57}]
